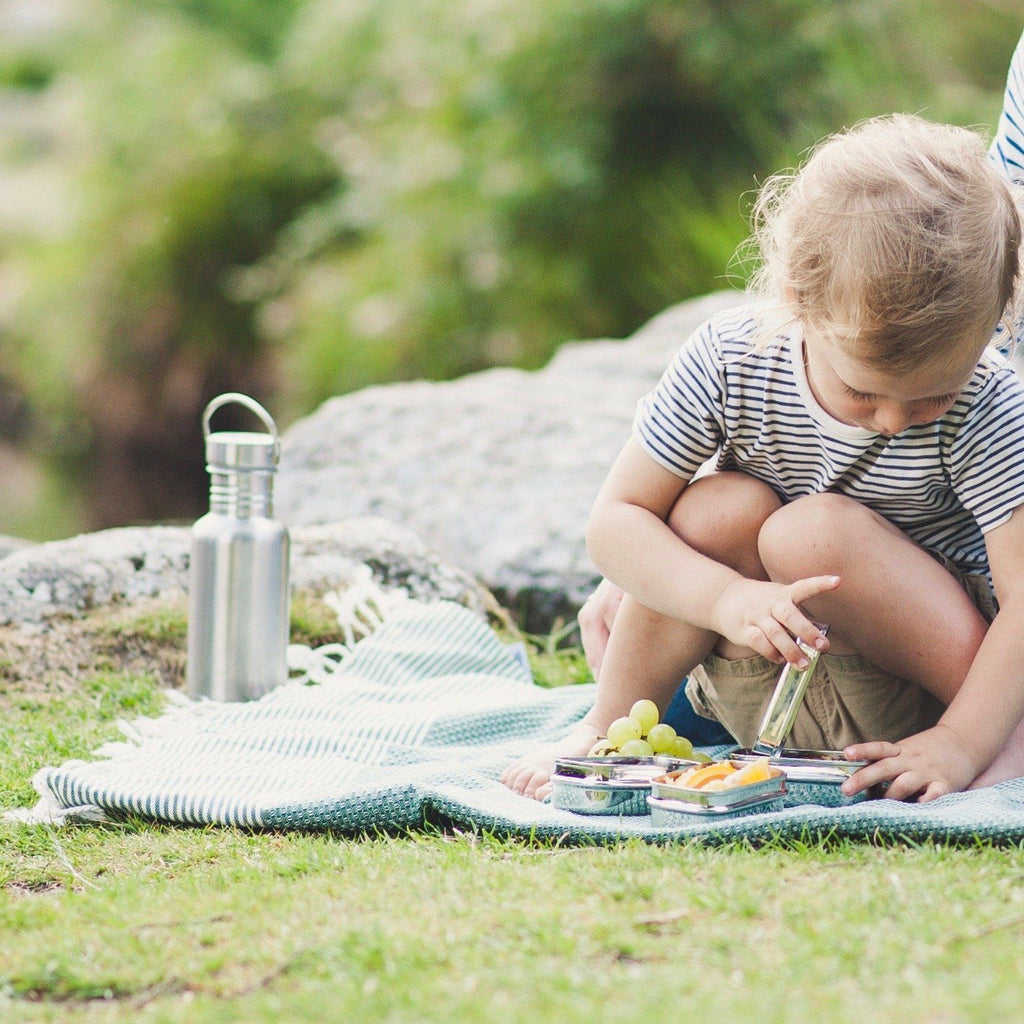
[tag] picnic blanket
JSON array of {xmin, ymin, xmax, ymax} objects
[{"xmin": 10, "ymin": 597, "xmax": 1024, "ymax": 844}]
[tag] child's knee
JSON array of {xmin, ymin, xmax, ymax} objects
[
  {"xmin": 758, "ymin": 492, "xmax": 875, "ymax": 580},
  {"xmin": 668, "ymin": 472, "xmax": 781, "ymax": 568}
]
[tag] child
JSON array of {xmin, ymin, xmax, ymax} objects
[
  {"xmin": 501, "ymin": 113, "xmax": 1024, "ymax": 804},
  {"xmin": 578, "ymin": 27, "xmax": 1024, "ymax": 749}
]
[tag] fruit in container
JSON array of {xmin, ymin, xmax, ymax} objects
[
  {"xmin": 658, "ymin": 757, "xmax": 776, "ymax": 791},
  {"xmin": 675, "ymin": 761, "xmax": 737, "ymax": 789},
  {"xmin": 628, "ymin": 699, "xmax": 659, "ymax": 735},
  {"xmin": 606, "ymin": 716, "xmax": 643, "ymax": 748},
  {"xmin": 670, "ymin": 735, "xmax": 694, "ymax": 759},
  {"xmin": 585, "ymin": 699, "xmax": 697, "ymax": 759},
  {"xmin": 722, "ymin": 757, "xmax": 774, "ymax": 788},
  {"xmin": 618, "ymin": 738, "xmax": 655, "ymax": 757},
  {"xmin": 646, "ymin": 723, "xmax": 677, "ymax": 753}
]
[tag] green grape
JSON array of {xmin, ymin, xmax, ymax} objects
[
  {"xmin": 646, "ymin": 723, "xmax": 677, "ymax": 753},
  {"xmin": 692, "ymin": 750, "xmax": 713, "ymax": 763},
  {"xmin": 670, "ymin": 735, "xmax": 694, "ymax": 760},
  {"xmin": 628, "ymin": 699, "xmax": 659, "ymax": 736},
  {"xmin": 618, "ymin": 738, "xmax": 654, "ymax": 757},
  {"xmin": 607, "ymin": 716, "xmax": 643, "ymax": 749}
]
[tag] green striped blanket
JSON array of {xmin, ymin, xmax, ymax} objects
[{"xmin": 11, "ymin": 600, "xmax": 1024, "ymax": 843}]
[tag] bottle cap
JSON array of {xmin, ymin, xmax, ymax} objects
[{"xmin": 202, "ymin": 393, "xmax": 280, "ymax": 472}]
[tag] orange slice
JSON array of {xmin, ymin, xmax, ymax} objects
[
  {"xmin": 722, "ymin": 758, "xmax": 774, "ymax": 789},
  {"xmin": 675, "ymin": 761, "xmax": 738, "ymax": 790}
]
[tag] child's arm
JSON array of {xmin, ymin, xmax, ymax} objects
[
  {"xmin": 587, "ymin": 437, "xmax": 836, "ymax": 664},
  {"xmin": 844, "ymin": 504, "xmax": 1024, "ymax": 801}
]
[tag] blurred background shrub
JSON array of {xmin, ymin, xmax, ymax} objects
[{"xmin": 0, "ymin": 0, "xmax": 1019, "ymax": 538}]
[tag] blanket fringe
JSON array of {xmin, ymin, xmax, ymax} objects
[
  {"xmin": 288, "ymin": 566, "xmax": 420, "ymax": 684},
  {"xmin": 4, "ymin": 769, "xmax": 111, "ymax": 825}
]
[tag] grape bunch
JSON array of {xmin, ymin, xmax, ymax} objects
[{"xmin": 587, "ymin": 699, "xmax": 704, "ymax": 760}]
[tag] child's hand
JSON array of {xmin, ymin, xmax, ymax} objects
[
  {"xmin": 842, "ymin": 723, "xmax": 984, "ymax": 802},
  {"xmin": 709, "ymin": 575, "xmax": 839, "ymax": 665},
  {"xmin": 577, "ymin": 579, "xmax": 624, "ymax": 678}
]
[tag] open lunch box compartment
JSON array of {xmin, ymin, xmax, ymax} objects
[
  {"xmin": 549, "ymin": 633, "xmax": 872, "ymax": 817},
  {"xmin": 646, "ymin": 761, "xmax": 788, "ymax": 821},
  {"xmin": 729, "ymin": 747, "xmax": 869, "ymax": 807}
]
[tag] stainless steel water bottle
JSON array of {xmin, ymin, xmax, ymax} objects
[{"xmin": 187, "ymin": 393, "xmax": 290, "ymax": 701}]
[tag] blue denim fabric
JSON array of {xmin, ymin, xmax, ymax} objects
[{"xmin": 662, "ymin": 680, "xmax": 735, "ymax": 745}]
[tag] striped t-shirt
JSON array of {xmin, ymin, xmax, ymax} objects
[
  {"xmin": 989, "ymin": 30, "xmax": 1024, "ymax": 186},
  {"xmin": 633, "ymin": 305, "xmax": 1024, "ymax": 578},
  {"xmin": 989, "ymin": 30, "xmax": 1024, "ymax": 353}
]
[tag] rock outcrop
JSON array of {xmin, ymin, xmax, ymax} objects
[
  {"xmin": 0, "ymin": 519, "xmax": 489, "ymax": 627},
  {"xmin": 277, "ymin": 290, "xmax": 746, "ymax": 627},
  {"xmin": 0, "ymin": 536, "xmax": 33, "ymax": 560}
]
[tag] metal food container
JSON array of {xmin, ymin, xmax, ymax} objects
[
  {"xmin": 647, "ymin": 792, "xmax": 787, "ymax": 824},
  {"xmin": 553, "ymin": 755, "xmax": 695, "ymax": 782},
  {"xmin": 549, "ymin": 756, "xmax": 698, "ymax": 817},
  {"xmin": 752, "ymin": 632, "xmax": 827, "ymax": 755},
  {"xmin": 549, "ymin": 775, "xmax": 652, "ymax": 816},
  {"xmin": 646, "ymin": 763, "xmax": 787, "ymax": 822},
  {"xmin": 730, "ymin": 747, "xmax": 869, "ymax": 807}
]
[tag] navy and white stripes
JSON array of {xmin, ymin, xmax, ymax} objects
[
  {"xmin": 634, "ymin": 306, "xmax": 1024, "ymax": 578},
  {"xmin": 632, "ymin": 40, "xmax": 1024, "ymax": 581},
  {"xmin": 990, "ymin": 30, "xmax": 1024, "ymax": 185}
]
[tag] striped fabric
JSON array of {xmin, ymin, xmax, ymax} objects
[
  {"xmin": 633, "ymin": 306, "xmax": 1024, "ymax": 579},
  {"xmin": 21, "ymin": 601, "xmax": 595, "ymax": 831},
  {"xmin": 11, "ymin": 599, "xmax": 1024, "ymax": 843},
  {"xmin": 986, "ymin": 31, "xmax": 1024, "ymax": 353},
  {"xmin": 990, "ymin": 30, "xmax": 1024, "ymax": 185}
]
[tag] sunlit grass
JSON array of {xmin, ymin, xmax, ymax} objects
[{"xmin": 2, "ymin": 620, "xmax": 1023, "ymax": 1022}]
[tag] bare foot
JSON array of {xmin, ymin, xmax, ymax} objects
[{"xmin": 500, "ymin": 721, "xmax": 601, "ymax": 801}]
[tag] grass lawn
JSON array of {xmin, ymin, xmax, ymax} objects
[{"xmin": 2, "ymin": 605, "xmax": 1023, "ymax": 1023}]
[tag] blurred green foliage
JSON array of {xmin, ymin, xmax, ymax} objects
[{"xmin": 0, "ymin": 0, "xmax": 1019, "ymax": 536}]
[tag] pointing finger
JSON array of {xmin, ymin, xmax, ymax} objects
[{"xmin": 789, "ymin": 575, "xmax": 841, "ymax": 605}]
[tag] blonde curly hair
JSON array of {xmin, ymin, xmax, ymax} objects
[{"xmin": 746, "ymin": 114, "xmax": 1023, "ymax": 370}]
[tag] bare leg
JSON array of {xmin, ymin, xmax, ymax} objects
[
  {"xmin": 757, "ymin": 493, "xmax": 989, "ymax": 707},
  {"xmin": 970, "ymin": 716, "xmax": 1024, "ymax": 788},
  {"xmin": 591, "ymin": 474, "xmax": 781, "ymax": 721},
  {"xmin": 759, "ymin": 494, "xmax": 1024, "ymax": 793},
  {"xmin": 500, "ymin": 472, "xmax": 780, "ymax": 799}
]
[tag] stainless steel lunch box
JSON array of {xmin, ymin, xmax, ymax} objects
[
  {"xmin": 646, "ymin": 763, "xmax": 788, "ymax": 822},
  {"xmin": 730, "ymin": 747, "xmax": 869, "ymax": 807},
  {"xmin": 549, "ymin": 775, "xmax": 653, "ymax": 816},
  {"xmin": 549, "ymin": 755, "xmax": 697, "ymax": 816},
  {"xmin": 734, "ymin": 624, "xmax": 877, "ymax": 807}
]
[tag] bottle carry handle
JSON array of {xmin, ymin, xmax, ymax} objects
[{"xmin": 202, "ymin": 393, "xmax": 279, "ymax": 442}]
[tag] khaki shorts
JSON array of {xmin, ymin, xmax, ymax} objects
[{"xmin": 685, "ymin": 560, "xmax": 997, "ymax": 751}]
